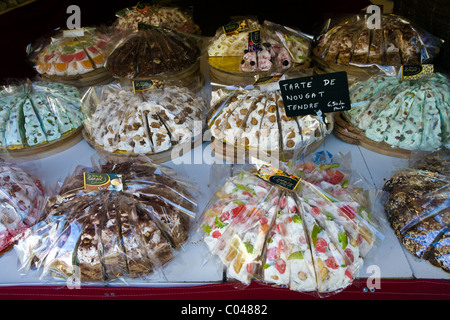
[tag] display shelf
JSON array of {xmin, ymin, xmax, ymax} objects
[{"xmin": 0, "ymin": 133, "xmax": 448, "ymax": 299}]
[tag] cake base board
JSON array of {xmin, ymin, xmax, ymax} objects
[
  {"xmin": 209, "ymin": 63, "xmax": 312, "ymax": 87},
  {"xmin": 1, "ymin": 127, "xmax": 83, "ymax": 161},
  {"xmin": 83, "ymin": 129, "xmax": 203, "ymax": 164},
  {"xmin": 333, "ymin": 112, "xmax": 412, "ymax": 158},
  {"xmin": 210, "ymin": 137, "xmax": 324, "ymax": 164},
  {"xmin": 41, "ymin": 67, "xmax": 115, "ymax": 89}
]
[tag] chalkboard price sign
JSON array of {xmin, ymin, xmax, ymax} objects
[{"xmin": 279, "ymin": 71, "xmax": 351, "ymax": 117}]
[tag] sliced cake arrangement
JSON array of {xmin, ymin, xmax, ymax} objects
[{"xmin": 199, "ymin": 154, "xmax": 381, "ymax": 297}]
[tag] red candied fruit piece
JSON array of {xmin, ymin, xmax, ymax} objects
[
  {"xmin": 325, "ymin": 257, "xmax": 339, "ymax": 270},
  {"xmin": 315, "ymin": 238, "xmax": 327, "ymax": 253}
]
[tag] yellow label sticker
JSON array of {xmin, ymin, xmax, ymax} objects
[
  {"xmin": 256, "ymin": 164, "xmax": 300, "ymax": 191},
  {"xmin": 83, "ymin": 172, "xmax": 123, "ymax": 191}
]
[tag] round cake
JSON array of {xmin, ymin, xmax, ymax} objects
[
  {"xmin": 199, "ymin": 155, "xmax": 379, "ymax": 296},
  {"xmin": 208, "ymin": 19, "xmax": 312, "ymax": 85},
  {"xmin": 105, "ymin": 26, "xmax": 201, "ymax": 79},
  {"xmin": 343, "ymin": 73, "xmax": 450, "ymax": 151},
  {"xmin": 0, "ymin": 164, "xmax": 45, "ymax": 256},
  {"xmin": 32, "ymin": 28, "xmax": 111, "ymax": 78},
  {"xmin": 382, "ymin": 152, "xmax": 449, "ymax": 273},
  {"xmin": 313, "ymin": 13, "xmax": 443, "ymax": 81},
  {"xmin": 82, "ymin": 83, "xmax": 206, "ymax": 157},
  {"xmin": 0, "ymin": 81, "xmax": 83, "ymax": 152},
  {"xmin": 208, "ymin": 86, "xmax": 332, "ymax": 159},
  {"xmin": 113, "ymin": 4, "xmax": 201, "ymax": 34},
  {"xmin": 16, "ymin": 160, "xmax": 197, "ymax": 282}
]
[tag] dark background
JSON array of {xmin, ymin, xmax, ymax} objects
[{"xmin": 0, "ymin": 0, "xmax": 448, "ymax": 83}]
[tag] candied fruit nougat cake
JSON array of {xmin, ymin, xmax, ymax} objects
[{"xmin": 224, "ymin": 188, "xmax": 281, "ymax": 285}]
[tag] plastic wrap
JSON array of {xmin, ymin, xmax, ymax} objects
[
  {"xmin": 312, "ymin": 9, "xmax": 443, "ymax": 82},
  {"xmin": 82, "ymin": 81, "xmax": 207, "ymax": 160},
  {"xmin": 207, "ymin": 82, "xmax": 333, "ymax": 163},
  {"xmin": 343, "ymin": 72, "xmax": 450, "ymax": 151},
  {"xmin": 382, "ymin": 150, "xmax": 449, "ymax": 272},
  {"xmin": 207, "ymin": 17, "xmax": 312, "ymax": 85},
  {"xmin": 113, "ymin": 3, "xmax": 201, "ymax": 35},
  {"xmin": 0, "ymin": 162, "xmax": 46, "ymax": 257},
  {"xmin": 15, "ymin": 158, "xmax": 198, "ymax": 284},
  {"xmin": 105, "ymin": 24, "xmax": 201, "ymax": 80},
  {"xmin": 198, "ymin": 152, "xmax": 383, "ymax": 297},
  {"xmin": 0, "ymin": 80, "xmax": 83, "ymax": 154},
  {"xmin": 27, "ymin": 27, "xmax": 116, "ymax": 79}
]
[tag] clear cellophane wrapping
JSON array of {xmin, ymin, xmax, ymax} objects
[
  {"xmin": 382, "ymin": 149, "xmax": 449, "ymax": 272},
  {"xmin": 198, "ymin": 151, "xmax": 383, "ymax": 297},
  {"xmin": 14, "ymin": 156, "xmax": 199, "ymax": 285}
]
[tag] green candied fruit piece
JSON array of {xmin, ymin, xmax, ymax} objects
[
  {"xmin": 288, "ymin": 251, "xmax": 304, "ymax": 260},
  {"xmin": 292, "ymin": 215, "xmax": 302, "ymax": 224}
]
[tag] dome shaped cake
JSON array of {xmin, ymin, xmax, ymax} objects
[
  {"xmin": 199, "ymin": 156, "xmax": 379, "ymax": 296},
  {"xmin": 113, "ymin": 4, "xmax": 201, "ymax": 34},
  {"xmin": 15, "ymin": 160, "xmax": 197, "ymax": 282},
  {"xmin": 312, "ymin": 12, "xmax": 443, "ymax": 83},
  {"xmin": 32, "ymin": 28, "xmax": 111, "ymax": 78},
  {"xmin": 0, "ymin": 81, "xmax": 83, "ymax": 152},
  {"xmin": 382, "ymin": 152, "xmax": 449, "ymax": 273},
  {"xmin": 82, "ymin": 83, "xmax": 207, "ymax": 158},
  {"xmin": 105, "ymin": 26, "xmax": 201, "ymax": 79},
  {"xmin": 313, "ymin": 13, "xmax": 442, "ymax": 68},
  {"xmin": 208, "ymin": 87, "xmax": 332, "ymax": 159},
  {"xmin": 207, "ymin": 19, "xmax": 312, "ymax": 86},
  {"xmin": 343, "ymin": 73, "xmax": 450, "ymax": 151},
  {"xmin": 0, "ymin": 164, "xmax": 45, "ymax": 256}
]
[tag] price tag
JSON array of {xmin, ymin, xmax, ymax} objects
[
  {"xmin": 255, "ymin": 163, "xmax": 300, "ymax": 191},
  {"xmin": 279, "ymin": 71, "xmax": 351, "ymax": 117}
]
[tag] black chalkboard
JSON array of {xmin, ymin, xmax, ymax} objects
[{"xmin": 279, "ymin": 71, "xmax": 351, "ymax": 117}]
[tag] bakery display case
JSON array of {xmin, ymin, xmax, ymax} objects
[{"xmin": 0, "ymin": 0, "xmax": 448, "ymax": 302}]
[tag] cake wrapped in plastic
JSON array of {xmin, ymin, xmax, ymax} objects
[
  {"xmin": 342, "ymin": 73, "xmax": 450, "ymax": 152},
  {"xmin": 198, "ymin": 152, "xmax": 382, "ymax": 297},
  {"xmin": 382, "ymin": 150, "xmax": 449, "ymax": 273},
  {"xmin": 15, "ymin": 159, "xmax": 197, "ymax": 283},
  {"xmin": 105, "ymin": 24, "xmax": 201, "ymax": 80},
  {"xmin": 0, "ymin": 163, "xmax": 46, "ymax": 257},
  {"xmin": 208, "ymin": 18, "xmax": 312, "ymax": 86},
  {"xmin": 82, "ymin": 81, "xmax": 207, "ymax": 161},
  {"xmin": 207, "ymin": 83, "xmax": 333, "ymax": 162},
  {"xmin": 28, "ymin": 27, "xmax": 114, "ymax": 86},
  {"xmin": 312, "ymin": 10, "xmax": 443, "ymax": 82},
  {"xmin": 113, "ymin": 3, "xmax": 201, "ymax": 34},
  {"xmin": 0, "ymin": 80, "xmax": 83, "ymax": 154}
]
